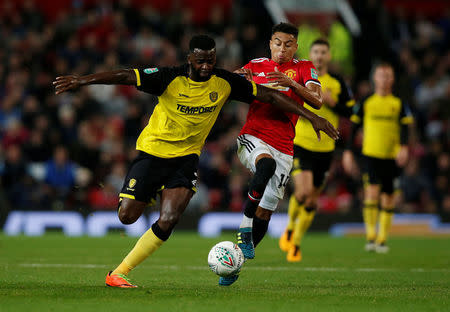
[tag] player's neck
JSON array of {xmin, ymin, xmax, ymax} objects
[
  {"xmin": 271, "ymin": 58, "xmax": 291, "ymax": 65},
  {"xmin": 316, "ymin": 66, "xmax": 328, "ymax": 76}
]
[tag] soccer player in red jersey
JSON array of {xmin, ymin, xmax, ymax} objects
[{"xmin": 222, "ymin": 23, "xmax": 326, "ymax": 285}]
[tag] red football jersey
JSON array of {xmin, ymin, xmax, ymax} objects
[{"xmin": 239, "ymin": 57, "xmax": 321, "ymax": 155}]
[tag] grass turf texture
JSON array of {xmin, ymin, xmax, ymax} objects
[{"xmin": 1, "ymin": 232, "xmax": 449, "ymax": 312}]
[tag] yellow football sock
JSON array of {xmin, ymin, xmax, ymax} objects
[
  {"xmin": 287, "ymin": 195, "xmax": 301, "ymax": 231},
  {"xmin": 112, "ymin": 228, "xmax": 164, "ymax": 276},
  {"xmin": 363, "ymin": 200, "xmax": 379, "ymax": 241},
  {"xmin": 376, "ymin": 207, "xmax": 394, "ymax": 245},
  {"xmin": 292, "ymin": 205, "xmax": 316, "ymax": 247}
]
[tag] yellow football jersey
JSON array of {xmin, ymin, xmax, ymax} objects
[
  {"xmin": 133, "ymin": 66, "xmax": 257, "ymax": 158},
  {"xmin": 294, "ymin": 73, "xmax": 354, "ymax": 152},
  {"xmin": 350, "ymin": 93, "xmax": 414, "ymax": 159}
]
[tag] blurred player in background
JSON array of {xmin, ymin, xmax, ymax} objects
[
  {"xmin": 279, "ymin": 39, "xmax": 354, "ymax": 262},
  {"xmin": 228, "ymin": 23, "xmax": 332, "ymax": 285},
  {"xmin": 53, "ymin": 35, "xmax": 339, "ymax": 288},
  {"xmin": 342, "ymin": 62, "xmax": 413, "ymax": 253}
]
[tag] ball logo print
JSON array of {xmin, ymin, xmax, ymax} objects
[
  {"xmin": 219, "ymin": 250, "xmax": 234, "ymax": 267},
  {"xmin": 208, "ymin": 241, "xmax": 244, "ymax": 277}
]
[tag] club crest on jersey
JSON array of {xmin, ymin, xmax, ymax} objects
[
  {"xmin": 144, "ymin": 68, "xmax": 159, "ymax": 74},
  {"xmin": 310, "ymin": 68, "xmax": 318, "ymax": 79},
  {"xmin": 209, "ymin": 91, "xmax": 218, "ymax": 102},
  {"xmin": 128, "ymin": 179, "xmax": 136, "ymax": 188},
  {"xmin": 284, "ymin": 69, "xmax": 296, "ymax": 79}
]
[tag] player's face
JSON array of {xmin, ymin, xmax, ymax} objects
[
  {"xmin": 188, "ymin": 49, "xmax": 216, "ymax": 81},
  {"xmin": 373, "ymin": 66, "xmax": 395, "ymax": 90},
  {"xmin": 309, "ymin": 44, "xmax": 330, "ymax": 70},
  {"xmin": 270, "ymin": 32, "xmax": 298, "ymax": 64}
]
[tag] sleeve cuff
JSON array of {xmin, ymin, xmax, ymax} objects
[
  {"xmin": 251, "ymin": 81, "xmax": 257, "ymax": 96},
  {"xmin": 133, "ymin": 69, "xmax": 141, "ymax": 87}
]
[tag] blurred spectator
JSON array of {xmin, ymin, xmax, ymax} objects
[{"xmin": 43, "ymin": 146, "xmax": 77, "ymax": 201}]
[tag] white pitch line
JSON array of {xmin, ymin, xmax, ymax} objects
[{"xmin": 18, "ymin": 263, "xmax": 450, "ymax": 273}]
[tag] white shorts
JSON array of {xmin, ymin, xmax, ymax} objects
[{"xmin": 236, "ymin": 134, "xmax": 293, "ymax": 211}]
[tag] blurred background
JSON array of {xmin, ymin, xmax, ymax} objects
[{"xmin": 0, "ymin": 0, "xmax": 448, "ymax": 235}]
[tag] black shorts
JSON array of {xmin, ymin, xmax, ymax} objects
[
  {"xmin": 292, "ymin": 145, "xmax": 333, "ymax": 188},
  {"xmin": 362, "ymin": 155, "xmax": 400, "ymax": 194},
  {"xmin": 119, "ymin": 151, "xmax": 198, "ymax": 204}
]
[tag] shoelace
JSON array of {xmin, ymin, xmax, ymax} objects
[{"xmin": 114, "ymin": 273, "xmax": 133, "ymax": 284}]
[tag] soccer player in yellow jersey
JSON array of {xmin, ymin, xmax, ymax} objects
[
  {"xmin": 278, "ymin": 39, "xmax": 354, "ymax": 262},
  {"xmin": 53, "ymin": 35, "xmax": 339, "ymax": 288},
  {"xmin": 342, "ymin": 62, "xmax": 413, "ymax": 253}
]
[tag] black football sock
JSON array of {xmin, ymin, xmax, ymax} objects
[{"xmin": 252, "ymin": 216, "xmax": 269, "ymax": 247}]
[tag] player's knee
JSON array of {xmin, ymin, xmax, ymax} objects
[
  {"xmin": 118, "ymin": 209, "xmax": 138, "ymax": 225},
  {"xmin": 255, "ymin": 157, "xmax": 276, "ymax": 183},
  {"xmin": 118, "ymin": 200, "xmax": 143, "ymax": 225},
  {"xmin": 255, "ymin": 207, "xmax": 272, "ymax": 221},
  {"xmin": 304, "ymin": 204, "xmax": 317, "ymax": 213},
  {"xmin": 304, "ymin": 196, "xmax": 317, "ymax": 209},
  {"xmin": 158, "ymin": 212, "xmax": 180, "ymax": 231},
  {"xmin": 294, "ymin": 191, "xmax": 307, "ymax": 204}
]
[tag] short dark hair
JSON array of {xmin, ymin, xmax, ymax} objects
[
  {"xmin": 189, "ymin": 35, "xmax": 216, "ymax": 52},
  {"xmin": 374, "ymin": 61, "xmax": 394, "ymax": 70},
  {"xmin": 272, "ymin": 22, "xmax": 298, "ymax": 38},
  {"xmin": 310, "ymin": 38, "xmax": 330, "ymax": 49}
]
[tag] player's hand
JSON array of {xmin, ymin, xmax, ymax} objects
[
  {"xmin": 310, "ymin": 115, "xmax": 339, "ymax": 141},
  {"xmin": 396, "ymin": 145, "xmax": 409, "ymax": 167},
  {"xmin": 342, "ymin": 150, "xmax": 355, "ymax": 175},
  {"xmin": 53, "ymin": 75, "xmax": 82, "ymax": 95},
  {"xmin": 234, "ymin": 68, "xmax": 254, "ymax": 81},
  {"xmin": 266, "ymin": 67, "xmax": 293, "ymax": 88}
]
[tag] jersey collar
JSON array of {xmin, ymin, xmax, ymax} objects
[{"xmin": 268, "ymin": 58, "xmax": 295, "ymax": 68}]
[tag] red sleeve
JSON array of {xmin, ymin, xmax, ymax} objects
[
  {"xmin": 299, "ymin": 61, "xmax": 321, "ymax": 87},
  {"xmin": 242, "ymin": 62, "xmax": 252, "ymax": 70}
]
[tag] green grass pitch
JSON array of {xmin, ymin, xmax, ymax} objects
[{"xmin": 1, "ymin": 232, "xmax": 449, "ymax": 311}]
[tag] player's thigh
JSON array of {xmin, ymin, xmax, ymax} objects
[
  {"xmin": 294, "ymin": 170, "xmax": 314, "ymax": 198},
  {"xmin": 291, "ymin": 145, "xmax": 316, "ymax": 198},
  {"xmin": 236, "ymin": 134, "xmax": 271, "ymax": 173},
  {"xmin": 311, "ymin": 150, "xmax": 333, "ymax": 190},
  {"xmin": 159, "ymin": 154, "xmax": 198, "ymax": 223},
  {"xmin": 118, "ymin": 152, "xmax": 164, "ymax": 221},
  {"xmin": 260, "ymin": 149, "xmax": 293, "ymax": 212},
  {"xmin": 362, "ymin": 156, "xmax": 382, "ymax": 201}
]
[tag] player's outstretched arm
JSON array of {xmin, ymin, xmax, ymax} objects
[
  {"xmin": 255, "ymin": 84, "xmax": 339, "ymax": 141},
  {"xmin": 53, "ymin": 69, "xmax": 137, "ymax": 95}
]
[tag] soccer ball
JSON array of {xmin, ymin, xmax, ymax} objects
[{"xmin": 207, "ymin": 241, "xmax": 244, "ymax": 277}]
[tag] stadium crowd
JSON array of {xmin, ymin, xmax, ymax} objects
[{"xmin": 0, "ymin": 0, "xmax": 448, "ymax": 221}]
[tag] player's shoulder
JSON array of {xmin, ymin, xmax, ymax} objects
[
  {"xmin": 249, "ymin": 57, "xmax": 270, "ymax": 63},
  {"xmin": 214, "ymin": 68, "xmax": 247, "ymax": 85},
  {"xmin": 295, "ymin": 58, "xmax": 314, "ymax": 67}
]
